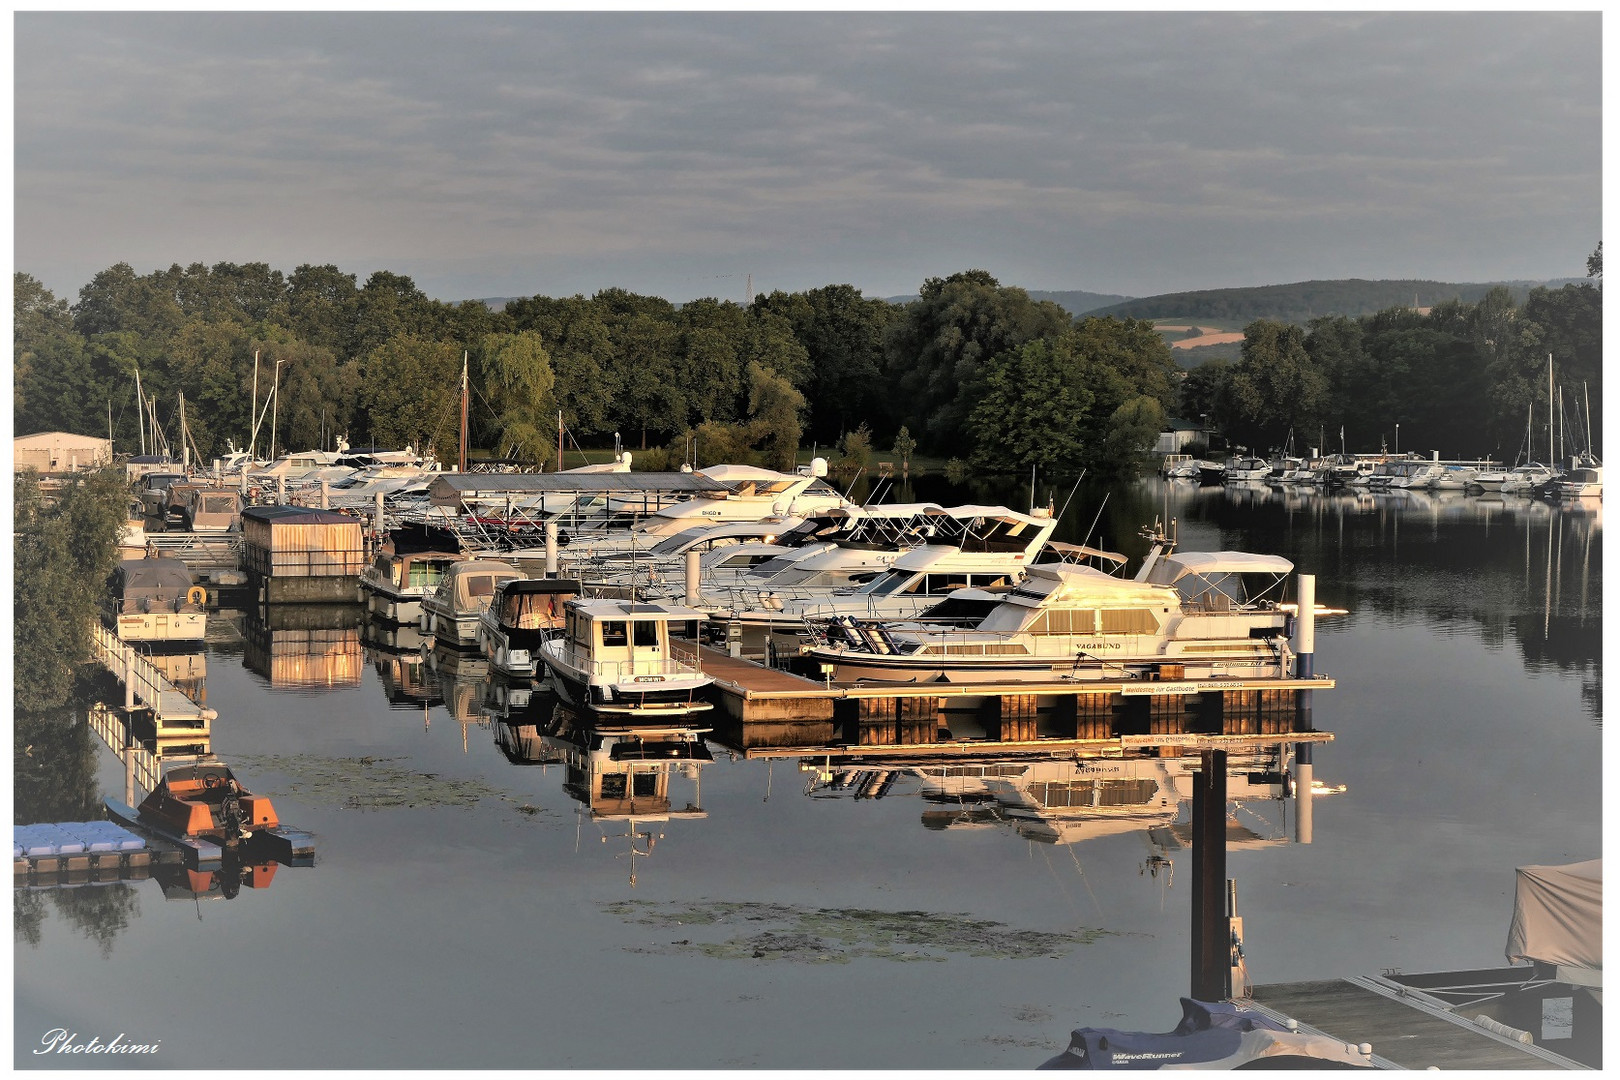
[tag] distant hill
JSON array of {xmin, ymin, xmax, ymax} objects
[{"xmin": 1087, "ymin": 278, "xmax": 1585, "ymax": 325}]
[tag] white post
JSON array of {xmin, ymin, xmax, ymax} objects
[
  {"xmin": 320, "ymin": 479, "xmax": 330, "ymax": 510},
  {"xmin": 685, "ymin": 549, "xmax": 701, "ymax": 606},
  {"xmin": 374, "ymin": 490, "xmax": 386, "ymax": 535},
  {"xmin": 1293, "ymin": 575, "xmax": 1316, "ymax": 679},
  {"xmin": 545, "ymin": 521, "xmax": 560, "ymax": 578},
  {"xmin": 276, "ymin": 475, "xmax": 286, "ymax": 504},
  {"xmin": 123, "ymin": 646, "xmax": 136, "ymax": 710}
]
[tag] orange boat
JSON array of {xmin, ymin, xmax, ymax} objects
[{"xmin": 137, "ymin": 760, "xmax": 280, "ymax": 845}]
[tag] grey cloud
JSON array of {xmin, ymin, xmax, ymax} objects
[{"xmin": 14, "ymin": 11, "xmax": 1599, "ymax": 303}]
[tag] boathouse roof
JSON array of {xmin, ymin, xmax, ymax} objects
[{"xmin": 241, "ymin": 505, "xmax": 359, "ymax": 525}]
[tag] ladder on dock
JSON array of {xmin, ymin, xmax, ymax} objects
[{"xmin": 90, "ymin": 622, "xmax": 216, "ymax": 738}]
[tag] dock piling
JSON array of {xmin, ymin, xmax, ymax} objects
[
  {"xmin": 545, "ymin": 521, "xmax": 559, "ymax": 578},
  {"xmin": 1191, "ymin": 748, "xmax": 1229, "ymax": 1001}
]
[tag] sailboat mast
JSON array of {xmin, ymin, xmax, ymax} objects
[
  {"xmin": 557, "ymin": 410, "xmax": 564, "ymax": 471},
  {"xmin": 1547, "ymin": 354, "xmax": 1554, "ymax": 466},
  {"xmin": 179, "ymin": 392, "xmax": 189, "ymax": 472},
  {"xmin": 249, "ymin": 350, "xmax": 260, "ymax": 461},
  {"xmin": 135, "ymin": 368, "xmax": 147, "ymax": 456},
  {"xmin": 1584, "ymin": 381, "xmax": 1592, "ymax": 458},
  {"xmin": 459, "ymin": 351, "xmax": 469, "ymax": 473}
]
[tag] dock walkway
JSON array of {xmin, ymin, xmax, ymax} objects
[{"xmin": 1248, "ymin": 978, "xmax": 1582, "ymax": 1069}]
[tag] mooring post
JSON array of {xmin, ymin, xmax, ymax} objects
[
  {"xmin": 545, "ymin": 521, "xmax": 560, "ymax": 578},
  {"xmin": 276, "ymin": 474, "xmax": 286, "ymax": 504},
  {"xmin": 320, "ymin": 479, "xmax": 330, "ymax": 510},
  {"xmin": 374, "ymin": 490, "xmax": 386, "ymax": 536},
  {"xmin": 1293, "ymin": 573, "xmax": 1316, "ymax": 707},
  {"xmin": 123, "ymin": 645, "xmax": 136, "ymax": 711},
  {"xmin": 1191, "ymin": 748, "xmax": 1229, "ymax": 1001},
  {"xmin": 685, "ymin": 548, "xmax": 701, "ymax": 606}
]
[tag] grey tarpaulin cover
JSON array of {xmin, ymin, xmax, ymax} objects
[
  {"xmin": 1504, "ymin": 859, "xmax": 1602, "ymax": 969},
  {"xmin": 1037, "ymin": 998, "xmax": 1373, "ymax": 1069}
]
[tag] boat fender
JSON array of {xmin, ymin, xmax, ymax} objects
[{"xmin": 186, "ymin": 585, "xmax": 208, "ymax": 606}]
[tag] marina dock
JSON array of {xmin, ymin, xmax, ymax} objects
[
  {"xmin": 1248, "ymin": 977, "xmax": 1586, "ymax": 1069},
  {"xmin": 699, "ymin": 643, "xmax": 1333, "ymax": 749}
]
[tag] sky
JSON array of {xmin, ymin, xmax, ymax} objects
[{"xmin": 11, "ymin": 11, "xmax": 1604, "ymax": 306}]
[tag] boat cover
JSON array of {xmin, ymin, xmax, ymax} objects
[
  {"xmin": 1146, "ymin": 552, "xmax": 1295, "ymax": 583},
  {"xmin": 1038, "ymin": 998, "xmax": 1372, "ymax": 1070},
  {"xmin": 117, "ymin": 557, "xmax": 195, "ymax": 592},
  {"xmin": 1504, "ymin": 859, "xmax": 1601, "ymax": 970}
]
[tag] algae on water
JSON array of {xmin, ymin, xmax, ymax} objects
[
  {"xmin": 233, "ymin": 754, "xmax": 548, "ymax": 815},
  {"xmin": 603, "ymin": 899, "xmax": 1117, "ymax": 963}
]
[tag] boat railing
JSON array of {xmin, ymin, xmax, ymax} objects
[{"xmin": 568, "ymin": 639, "xmax": 705, "ymax": 681}]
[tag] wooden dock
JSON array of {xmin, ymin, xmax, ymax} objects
[
  {"xmin": 698, "ymin": 645, "xmax": 1334, "ymax": 750},
  {"xmin": 1248, "ymin": 977, "xmax": 1587, "ymax": 1069}
]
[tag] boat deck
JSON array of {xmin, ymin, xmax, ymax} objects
[{"xmin": 1248, "ymin": 978, "xmax": 1582, "ymax": 1069}]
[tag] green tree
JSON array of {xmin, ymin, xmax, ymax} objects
[
  {"xmin": 884, "ymin": 270, "xmax": 1072, "ymax": 449},
  {"xmin": 746, "ymin": 362, "xmax": 806, "ymax": 472},
  {"xmin": 356, "ymin": 334, "xmax": 462, "ymax": 452},
  {"xmin": 1220, "ymin": 320, "xmax": 1327, "ymax": 451},
  {"xmin": 13, "ymin": 469, "xmax": 130, "ymax": 708},
  {"xmin": 967, "ymin": 338, "xmax": 1092, "ymax": 473},
  {"xmin": 476, "ymin": 331, "xmax": 557, "ymax": 466}
]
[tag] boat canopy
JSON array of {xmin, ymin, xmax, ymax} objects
[
  {"xmin": 1505, "ymin": 859, "xmax": 1601, "ymax": 971},
  {"xmin": 444, "ymin": 560, "xmax": 521, "ymax": 608},
  {"xmin": 644, "ymin": 519, "xmax": 805, "ymax": 556},
  {"xmin": 1142, "ymin": 552, "xmax": 1294, "ymax": 609},
  {"xmin": 116, "ymin": 557, "xmax": 194, "ymax": 594}
]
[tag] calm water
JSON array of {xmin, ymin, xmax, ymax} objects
[{"xmin": 14, "ymin": 478, "xmax": 1602, "ymax": 1069}]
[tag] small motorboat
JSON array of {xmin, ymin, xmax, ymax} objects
[{"xmin": 137, "ymin": 759, "xmax": 279, "ymax": 845}]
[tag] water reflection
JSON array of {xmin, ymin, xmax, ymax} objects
[
  {"xmin": 545, "ymin": 705, "xmax": 712, "ymax": 888},
  {"xmin": 802, "ymin": 747, "xmax": 1297, "ymax": 852},
  {"xmin": 242, "ymin": 603, "xmax": 364, "ymax": 691}
]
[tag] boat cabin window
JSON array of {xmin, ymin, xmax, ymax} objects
[
  {"xmin": 861, "ymin": 570, "xmax": 920, "ymax": 596},
  {"xmin": 499, "ymin": 589, "xmax": 572, "ymax": 628},
  {"xmin": 1099, "ymin": 608, "xmax": 1160, "ymax": 634},
  {"xmin": 407, "ymin": 558, "xmax": 454, "ymax": 588},
  {"xmin": 1173, "ymin": 573, "xmax": 1247, "ymax": 609},
  {"xmin": 467, "ymin": 575, "xmax": 497, "ymax": 597},
  {"xmin": 633, "ymin": 621, "xmax": 660, "ymax": 648},
  {"xmin": 200, "ymin": 494, "xmax": 237, "ymax": 514},
  {"xmin": 670, "ymin": 619, "xmax": 700, "ymax": 640},
  {"xmin": 602, "ymin": 620, "xmax": 628, "ymax": 647}
]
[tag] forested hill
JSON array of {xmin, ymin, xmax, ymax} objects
[{"xmin": 1087, "ymin": 278, "xmax": 1581, "ymax": 325}]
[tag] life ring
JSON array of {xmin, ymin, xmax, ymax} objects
[{"xmin": 186, "ymin": 585, "xmax": 208, "ymax": 606}]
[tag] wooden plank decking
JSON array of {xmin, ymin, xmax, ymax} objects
[{"xmin": 1248, "ymin": 979, "xmax": 1580, "ymax": 1069}]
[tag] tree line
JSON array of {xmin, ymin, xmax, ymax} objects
[
  {"xmin": 13, "ymin": 253, "xmax": 1601, "ymax": 478},
  {"xmin": 1181, "ymin": 253, "xmax": 1601, "ymax": 460},
  {"xmin": 13, "ymin": 264, "xmax": 1181, "ymax": 476}
]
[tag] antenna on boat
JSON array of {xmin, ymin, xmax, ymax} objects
[
  {"xmin": 1079, "ymin": 491, "xmax": 1109, "ymax": 552},
  {"xmin": 1054, "ymin": 471, "xmax": 1086, "ymax": 525}
]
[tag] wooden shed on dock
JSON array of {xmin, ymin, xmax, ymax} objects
[{"xmin": 241, "ymin": 506, "xmax": 366, "ymax": 603}]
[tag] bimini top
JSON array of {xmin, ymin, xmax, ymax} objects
[{"xmin": 1144, "ymin": 551, "xmax": 1295, "ymax": 585}]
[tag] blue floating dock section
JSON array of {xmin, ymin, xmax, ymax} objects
[
  {"xmin": 103, "ymin": 799, "xmax": 223, "ymax": 870},
  {"xmin": 14, "ymin": 820, "xmax": 162, "ymax": 885}
]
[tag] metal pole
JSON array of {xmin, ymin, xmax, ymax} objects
[
  {"xmin": 545, "ymin": 521, "xmax": 559, "ymax": 578},
  {"xmin": 374, "ymin": 490, "xmax": 386, "ymax": 536},
  {"xmin": 320, "ymin": 479, "xmax": 330, "ymax": 510},
  {"xmin": 1191, "ymin": 748, "xmax": 1229, "ymax": 1001}
]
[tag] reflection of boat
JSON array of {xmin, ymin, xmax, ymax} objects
[
  {"xmin": 420, "ymin": 558, "xmax": 522, "ymax": 647},
  {"xmin": 136, "ymin": 759, "xmax": 278, "ymax": 845},
  {"xmin": 104, "ymin": 554, "xmax": 208, "ymax": 645},
  {"xmin": 803, "ymin": 544, "xmax": 1295, "ymax": 684},
  {"xmin": 154, "ymin": 855, "xmax": 282, "ymax": 901},
  {"xmin": 540, "ymin": 599, "xmax": 714, "ymax": 718},
  {"xmin": 476, "ymin": 577, "xmax": 580, "ymax": 677}
]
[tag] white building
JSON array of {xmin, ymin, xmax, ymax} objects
[{"xmin": 13, "ymin": 431, "xmax": 113, "ymax": 472}]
